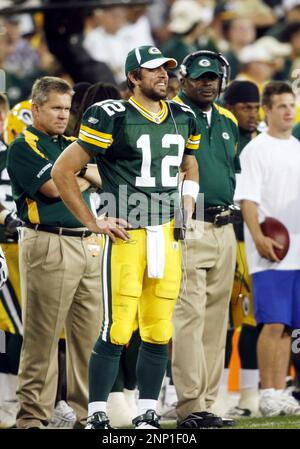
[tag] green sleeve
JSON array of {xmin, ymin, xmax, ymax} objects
[
  {"xmin": 184, "ymin": 115, "xmax": 201, "ymax": 156},
  {"xmin": 77, "ymin": 101, "xmax": 124, "ymax": 155},
  {"xmin": 8, "ymin": 141, "xmax": 53, "ymax": 196}
]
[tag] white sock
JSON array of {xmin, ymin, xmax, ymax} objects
[
  {"xmin": 239, "ymin": 387, "xmax": 259, "ymax": 411},
  {"xmin": 260, "ymin": 388, "xmax": 275, "ymax": 397},
  {"xmin": 240, "ymin": 369, "xmax": 259, "ymax": 390},
  {"xmin": 164, "ymin": 376, "xmax": 171, "ymax": 387},
  {"xmin": 138, "ymin": 399, "xmax": 157, "ymax": 415},
  {"xmin": 164, "ymin": 384, "xmax": 178, "ymax": 407},
  {"xmin": 220, "ymin": 368, "xmax": 229, "ymax": 389},
  {"xmin": 0, "ymin": 373, "xmax": 14, "ymax": 402},
  {"xmin": 88, "ymin": 401, "xmax": 107, "ymax": 416},
  {"xmin": 7, "ymin": 374, "xmax": 18, "ymax": 401}
]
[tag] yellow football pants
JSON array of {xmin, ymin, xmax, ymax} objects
[{"xmin": 101, "ymin": 222, "xmax": 181, "ymax": 346}]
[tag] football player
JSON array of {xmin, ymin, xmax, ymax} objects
[{"xmin": 52, "ymin": 45, "xmax": 200, "ymax": 429}]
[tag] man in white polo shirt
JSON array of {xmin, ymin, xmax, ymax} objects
[{"xmin": 235, "ymin": 81, "xmax": 300, "ymax": 417}]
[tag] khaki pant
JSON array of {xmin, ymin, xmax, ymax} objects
[
  {"xmin": 172, "ymin": 220, "xmax": 236, "ymax": 421},
  {"xmin": 16, "ymin": 228, "xmax": 102, "ymax": 428}
]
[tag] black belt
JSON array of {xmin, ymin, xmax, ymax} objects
[
  {"xmin": 192, "ymin": 206, "xmax": 241, "ymax": 227},
  {"xmin": 23, "ymin": 223, "xmax": 93, "ymax": 238}
]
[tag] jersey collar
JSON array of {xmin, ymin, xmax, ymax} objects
[
  {"xmin": 26, "ymin": 125, "xmax": 70, "ymax": 143},
  {"xmin": 128, "ymin": 97, "xmax": 169, "ymax": 124},
  {"xmin": 175, "ymin": 91, "xmax": 218, "ymax": 119}
]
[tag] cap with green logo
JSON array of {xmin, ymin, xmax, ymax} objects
[
  {"xmin": 125, "ymin": 45, "xmax": 177, "ymax": 76},
  {"xmin": 187, "ymin": 56, "xmax": 222, "ymax": 79}
]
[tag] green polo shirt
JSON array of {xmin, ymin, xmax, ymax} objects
[
  {"xmin": 174, "ymin": 91, "xmax": 240, "ymax": 208},
  {"xmin": 7, "ymin": 125, "xmax": 92, "ymax": 227}
]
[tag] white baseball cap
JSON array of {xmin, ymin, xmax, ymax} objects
[
  {"xmin": 240, "ymin": 37, "xmax": 291, "ymax": 64},
  {"xmin": 283, "ymin": 0, "xmax": 300, "ymax": 11},
  {"xmin": 169, "ymin": 0, "xmax": 212, "ymax": 34}
]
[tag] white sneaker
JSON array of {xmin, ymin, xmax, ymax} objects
[
  {"xmin": 259, "ymin": 392, "xmax": 283, "ymax": 417},
  {"xmin": 0, "ymin": 401, "xmax": 18, "ymax": 429},
  {"xmin": 225, "ymin": 406, "xmax": 252, "ymax": 419},
  {"xmin": 107, "ymin": 392, "xmax": 136, "ymax": 428},
  {"xmin": 49, "ymin": 400, "xmax": 76, "ymax": 428},
  {"xmin": 279, "ymin": 391, "xmax": 300, "ymax": 416}
]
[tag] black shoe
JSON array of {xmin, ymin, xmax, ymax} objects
[
  {"xmin": 85, "ymin": 411, "xmax": 112, "ymax": 429},
  {"xmin": 132, "ymin": 409, "xmax": 160, "ymax": 429},
  {"xmin": 177, "ymin": 412, "xmax": 223, "ymax": 429},
  {"xmin": 292, "ymin": 390, "xmax": 300, "ymax": 403}
]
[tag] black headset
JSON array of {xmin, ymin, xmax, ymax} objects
[{"xmin": 179, "ymin": 50, "xmax": 231, "ymax": 93}]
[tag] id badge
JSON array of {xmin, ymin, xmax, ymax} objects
[{"xmin": 86, "ymin": 234, "xmax": 101, "ymax": 257}]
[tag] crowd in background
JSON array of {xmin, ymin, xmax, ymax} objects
[{"xmin": 1, "ymin": 1, "xmax": 300, "ymax": 106}]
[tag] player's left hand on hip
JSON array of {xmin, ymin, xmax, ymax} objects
[{"xmin": 96, "ymin": 216, "xmax": 131, "ymax": 242}]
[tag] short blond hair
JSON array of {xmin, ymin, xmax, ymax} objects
[{"xmin": 31, "ymin": 76, "xmax": 73, "ymax": 105}]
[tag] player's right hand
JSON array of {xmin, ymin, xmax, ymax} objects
[
  {"xmin": 254, "ymin": 234, "xmax": 283, "ymax": 263},
  {"xmin": 94, "ymin": 216, "xmax": 131, "ymax": 242}
]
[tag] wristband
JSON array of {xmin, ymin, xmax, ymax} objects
[
  {"xmin": 0, "ymin": 209, "xmax": 10, "ymax": 225},
  {"xmin": 181, "ymin": 180, "xmax": 199, "ymax": 202},
  {"xmin": 78, "ymin": 165, "xmax": 88, "ymax": 178}
]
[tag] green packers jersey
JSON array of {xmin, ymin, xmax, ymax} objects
[
  {"xmin": 7, "ymin": 126, "xmax": 92, "ymax": 227},
  {"xmin": 174, "ymin": 92, "xmax": 240, "ymax": 208},
  {"xmin": 78, "ymin": 97, "xmax": 200, "ymax": 226}
]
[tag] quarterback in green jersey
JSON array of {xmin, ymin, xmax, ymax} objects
[{"xmin": 52, "ymin": 45, "xmax": 200, "ymax": 430}]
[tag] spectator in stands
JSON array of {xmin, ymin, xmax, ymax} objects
[
  {"xmin": 83, "ymin": 6, "xmax": 128, "ymax": 83},
  {"xmin": 3, "ymin": 15, "xmax": 40, "ymax": 77},
  {"xmin": 223, "ymin": 17, "xmax": 256, "ymax": 79},
  {"xmin": 119, "ymin": 4, "xmax": 154, "ymax": 54},
  {"xmin": 162, "ymin": 0, "xmax": 212, "ymax": 65},
  {"xmin": 237, "ymin": 36, "xmax": 291, "ymax": 92},
  {"xmin": 279, "ymin": 22, "xmax": 300, "ymax": 81}
]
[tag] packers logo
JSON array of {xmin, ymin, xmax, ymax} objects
[
  {"xmin": 242, "ymin": 296, "xmax": 250, "ymax": 316},
  {"xmin": 199, "ymin": 59, "xmax": 211, "ymax": 67},
  {"xmin": 148, "ymin": 47, "xmax": 161, "ymax": 55},
  {"xmin": 17, "ymin": 108, "xmax": 32, "ymax": 125},
  {"xmin": 88, "ymin": 117, "xmax": 99, "ymax": 125}
]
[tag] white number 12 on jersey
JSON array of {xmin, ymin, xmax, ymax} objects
[{"xmin": 135, "ymin": 134, "xmax": 185, "ymax": 188}]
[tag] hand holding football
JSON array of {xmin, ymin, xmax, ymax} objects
[{"xmin": 260, "ymin": 217, "xmax": 290, "ymax": 261}]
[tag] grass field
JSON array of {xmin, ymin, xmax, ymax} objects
[{"xmin": 160, "ymin": 415, "xmax": 300, "ymax": 429}]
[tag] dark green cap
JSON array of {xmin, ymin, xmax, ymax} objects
[
  {"xmin": 125, "ymin": 45, "xmax": 177, "ymax": 76},
  {"xmin": 187, "ymin": 56, "xmax": 222, "ymax": 79}
]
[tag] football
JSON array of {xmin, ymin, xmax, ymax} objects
[{"xmin": 260, "ymin": 217, "xmax": 290, "ymax": 261}]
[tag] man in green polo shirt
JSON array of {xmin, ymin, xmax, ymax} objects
[
  {"xmin": 6, "ymin": 76, "xmax": 119, "ymax": 429},
  {"xmin": 172, "ymin": 51, "xmax": 240, "ymax": 428}
]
